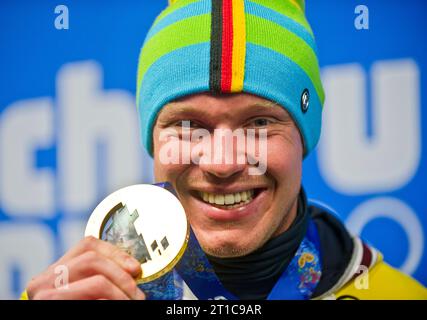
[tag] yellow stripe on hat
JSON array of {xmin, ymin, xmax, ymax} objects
[{"xmin": 230, "ymin": 0, "xmax": 246, "ymax": 92}]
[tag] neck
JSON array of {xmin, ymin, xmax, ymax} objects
[{"xmin": 207, "ymin": 189, "xmax": 309, "ymax": 300}]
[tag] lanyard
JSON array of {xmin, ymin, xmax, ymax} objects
[
  {"xmin": 267, "ymin": 219, "xmax": 322, "ymax": 300},
  {"xmin": 174, "ymin": 219, "xmax": 322, "ymax": 300}
]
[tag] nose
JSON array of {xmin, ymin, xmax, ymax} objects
[
  {"xmin": 199, "ymin": 159, "xmax": 246, "ymax": 179},
  {"xmin": 198, "ymin": 133, "xmax": 246, "ymax": 179}
]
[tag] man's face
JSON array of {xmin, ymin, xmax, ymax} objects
[{"xmin": 152, "ymin": 93, "xmax": 303, "ymax": 258}]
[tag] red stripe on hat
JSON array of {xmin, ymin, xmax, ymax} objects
[{"xmin": 221, "ymin": 0, "xmax": 233, "ymax": 92}]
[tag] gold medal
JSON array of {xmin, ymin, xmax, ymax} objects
[{"xmin": 85, "ymin": 184, "xmax": 189, "ymax": 284}]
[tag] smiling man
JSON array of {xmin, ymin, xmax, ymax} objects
[{"xmin": 24, "ymin": 0, "xmax": 426, "ymax": 300}]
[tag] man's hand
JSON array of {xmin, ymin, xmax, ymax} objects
[{"xmin": 26, "ymin": 236, "xmax": 146, "ymax": 300}]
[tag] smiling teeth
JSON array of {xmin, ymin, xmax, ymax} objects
[{"xmin": 200, "ymin": 190, "xmax": 254, "ymax": 206}]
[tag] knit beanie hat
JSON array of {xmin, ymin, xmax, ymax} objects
[{"xmin": 136, "ymin": 0, "xmax": 325, "ymax": 157}]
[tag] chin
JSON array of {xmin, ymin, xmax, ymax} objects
[
  {"xmin": 194, "ymin": 229, "xmax": 263, "ymax": 258},
  {"xmin": 201, "ymin": 242, "xmax": 254, "ymax": 258}
]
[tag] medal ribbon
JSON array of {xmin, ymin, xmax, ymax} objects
[{"xmin": 175, "ymin": 219, "xmax": 322, "ymax": 300}]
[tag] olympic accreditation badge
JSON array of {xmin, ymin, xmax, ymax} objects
[{"xmin": 85, "ymin": 183, "xmax": 189, "ymax": 284}]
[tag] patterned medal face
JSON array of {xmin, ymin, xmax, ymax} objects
[{"xmin": 85, "ymin": 184, "xmax": 189, "ymax": 283}]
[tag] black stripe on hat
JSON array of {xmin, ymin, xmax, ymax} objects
[{"xmin": 209, "ymin": 0, "xmax": 223, "ymax": 93}]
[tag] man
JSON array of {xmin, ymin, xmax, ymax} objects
[{"xmin": 24, "ymin": 0, "xmax": 426, "ymax": 300}]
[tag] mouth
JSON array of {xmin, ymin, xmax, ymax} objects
[
  {"xmin": 196, "ymin": 188, "xmax": 264, "ymax": 210},
  {"xmin": 188, "ymin": 187, "xmax": 268, "ymax": 222}
]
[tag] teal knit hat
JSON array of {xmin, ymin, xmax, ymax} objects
[{"xmin": 137, "ymin": 0, "xmax": 324, "ymax": 157}]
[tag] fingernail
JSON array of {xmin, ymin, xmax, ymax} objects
[{"xmin": 125, "ymin": 257, "xmax": 140, "ymax": 272}]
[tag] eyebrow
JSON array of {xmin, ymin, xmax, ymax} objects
[
  {"xmin": 250, "ymin": 101, "xmax": 281, "ymax": 108},
  {"xmin": 158, "ymin": 104, "xmax": 195, "ymax": 118}
]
